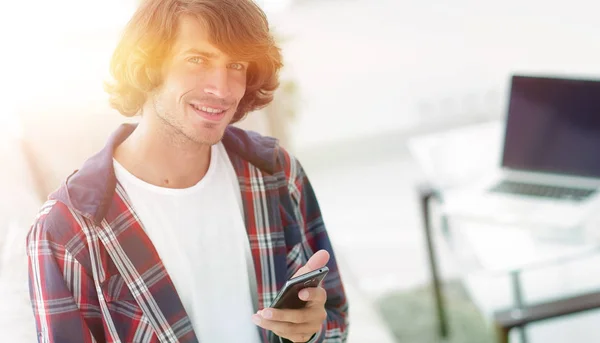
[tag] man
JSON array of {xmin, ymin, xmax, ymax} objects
[{"xmin": 26, "ymin": 1, "xmax": 349, "ymax": 342}]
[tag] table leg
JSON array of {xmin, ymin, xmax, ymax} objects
[
  {"xmin": 418, "ymin": 184, "xmax": 449, "ymax": 338},
  {"xmin": 511, "ymin": 270, "xmax": 528, "ymax": 343},
  {"xmin": 495, "ymin": 325, "xmax": 510, "ymax": 343}
]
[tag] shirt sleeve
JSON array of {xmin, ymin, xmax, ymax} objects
[
  {"xmin": 26, "ymin": 209, "xmax": 102, "ymax": 343},
  {"xmin": 281, "ymin": 154, "xmax": 350, "ymax": 343}
]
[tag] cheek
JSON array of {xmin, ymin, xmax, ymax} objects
[
  {"xmin": 163, "ymin": 67, "xmax": 201, "ymax": 96},
  {"xmin": 230, "ymin": 74, "xmax": 248, "ymax": 100}
]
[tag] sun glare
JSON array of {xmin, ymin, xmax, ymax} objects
[
  {"xmin": 0, "ymin": 0, "xmax": 286, "ymax": 140},
  {"xmin": 0, "ymin": 0, "xmax": 136, "ymax": 138}
]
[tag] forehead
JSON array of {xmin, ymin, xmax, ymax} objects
[{"xmin": 171, "ymin": 15, "xmax": 226, "ymax": 58}]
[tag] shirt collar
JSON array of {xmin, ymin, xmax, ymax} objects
[{"xmin": 50, "ymin": 123, "xmax": 280, "ymax": 223}]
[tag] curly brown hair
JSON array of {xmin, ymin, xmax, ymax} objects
[{"xmin": 104, "ymin": 0, "xmax": 283, "ymax": 123}]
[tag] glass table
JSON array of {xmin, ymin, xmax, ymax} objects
[{"xmin": 409, "ymin": 121, "xmax": 600, "ymax": 343}]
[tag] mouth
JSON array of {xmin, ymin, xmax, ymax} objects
[{"xmin": 189, "ymin": 103, "xmax": 228, "ymax": 121}]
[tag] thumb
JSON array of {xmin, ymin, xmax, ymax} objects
[{"xmin": 292, "ymin": 250, "xmax": 330, "ymax": 278}]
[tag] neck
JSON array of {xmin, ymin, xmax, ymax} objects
[{"xmin": 114, "ymin": 117, "xmax": 212, "ymax": 189}]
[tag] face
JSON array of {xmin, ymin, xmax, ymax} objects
[{"xmin": 148, "ymin": 16, "xmax": 249, "ymax": 146}]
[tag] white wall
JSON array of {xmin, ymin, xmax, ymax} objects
[{"xmin": 270, "ymin": 0, "xmax": 600, "ymax": 149}]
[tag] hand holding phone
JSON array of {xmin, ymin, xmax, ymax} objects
[
  {"xmin": 252, "ymin": 250, "xmax": 331, "ymax": 343},
  {"xmin": 269, "ymin": 266, "xmax": 329, "ymax": 309}
]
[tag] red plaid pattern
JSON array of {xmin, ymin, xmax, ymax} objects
[{"xmin": 27, "ymin": 124, "xmax": 349, "ymax": 343}]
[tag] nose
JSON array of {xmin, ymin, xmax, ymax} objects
[{"xmin": 203, "ymin": 66, "xmax": 231, "ymax": 99}]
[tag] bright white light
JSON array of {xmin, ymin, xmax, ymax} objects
[
  {"xmin": 0, "ymin": 102, "xmax": 22, "ymax": 140},
  {"xmin": 0, "ymin": 0, "xmax": 290, "ymax": 139},
  {"xmin": 255, "ymin": 0, "xmax": 294, "ymax": 16},
  {"xmin": 0, "ymin": 0, "xmax": 137, "ymax": 137}
]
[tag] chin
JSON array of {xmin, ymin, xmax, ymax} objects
[
  {"xmin": 177, "ymin": 110, "xmax": 234, "ymax": 145},
  {"xmin": 189, "ymin": 127, "xmax": 227, "ymax": 146}
]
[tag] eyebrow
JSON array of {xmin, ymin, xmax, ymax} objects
[{"xmin": 181, "ymin": 48, "xmax": 222, "ymax": 59}]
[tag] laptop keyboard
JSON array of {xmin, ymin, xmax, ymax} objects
[{"xmin": 489, "ymin": 180, "xmax": 597, "ymax": 202}]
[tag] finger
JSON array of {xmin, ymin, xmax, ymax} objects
[
  {"xmin": 252, "ymin": 314, "xmax": 314, "ymax": 334},
  {"xmin": 298, "ymin": 286, "xmax": 327, "ymax": 305},
  {"xmin": 292, "ymin": 250, "xmax": 330, "ymax": 278},
  {"xmin": 259, "ymin": 306, "xmax": 326, "ymax": 324},
  {"xmin": 259, "ymin": 308, "xmax": 307, "ymax": 324}
]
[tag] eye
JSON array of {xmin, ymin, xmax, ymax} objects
[
  {"xmin": 228, "ymin": 62, "xmax": 245, "ymax": 71},
  {"xmin": 187, "ymin": 56, "xmax": 206, "ymax": 64}
]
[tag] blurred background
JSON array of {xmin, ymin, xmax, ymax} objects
[{"xmin": 2, "ymin": 0, "xmax": 600, "ymax": 342}]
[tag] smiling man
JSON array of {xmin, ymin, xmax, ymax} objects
[{"xmin": 25, "ymin": 1, "xmax": 348, "ymax": 342}]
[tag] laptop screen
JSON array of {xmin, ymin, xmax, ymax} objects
[{"xmin": 502, "ymin": 75, "xmax": 600, "ymax": 178}]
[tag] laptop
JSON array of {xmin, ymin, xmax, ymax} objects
[{"xmin": 445, "ymin": 74, "xmax": 600, "ymax": 229}]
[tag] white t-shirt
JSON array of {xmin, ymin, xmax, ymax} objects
[{"xmin": 113, "ymin": 142, "xmax": 260, "ymax": 343}]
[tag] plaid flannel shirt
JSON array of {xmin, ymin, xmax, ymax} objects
[{"xmin": 26, "ymin": 124, "xmax": 349, "ymax": 343}]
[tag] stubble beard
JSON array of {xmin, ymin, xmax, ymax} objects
[{"xmin": 152, "ymin": 92, "xmax": 224, "ymax": 148}]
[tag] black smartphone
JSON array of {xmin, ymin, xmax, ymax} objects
[{"xmin": 269, "ymin": 266, "xmax": 329, "ymax": 309}]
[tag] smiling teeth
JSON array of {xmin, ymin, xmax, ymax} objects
[{"xmin": 195, "ymin": 105, "xmax": 224, "ymax": 114}]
